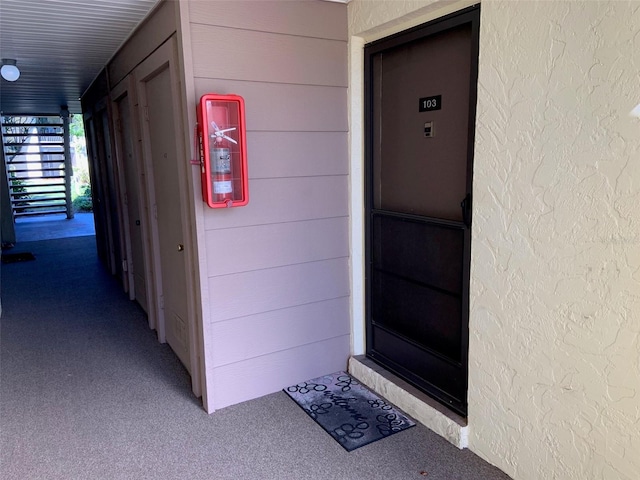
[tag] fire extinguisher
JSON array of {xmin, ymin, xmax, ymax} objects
[
  {"xmin": 208, "ymin": 107, "xmax": 237, "ymax": 204},
  {"xmin": 210, "ymin": 127, "xmax": 233, "ymax": 203},
  {"xmin": 198, "ymin": 94, "xmax": 248, "ymax": 209}
]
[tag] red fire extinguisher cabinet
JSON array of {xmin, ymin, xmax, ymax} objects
[{"xmin": 197, "ymin": 94, "xmax": 249, "ymax": 208}]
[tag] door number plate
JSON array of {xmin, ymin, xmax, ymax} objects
[{"xmin": 419, "ymin": 95, "xmax": 442, "ymax": 112}]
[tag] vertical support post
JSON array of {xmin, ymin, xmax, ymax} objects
[
  {"xmin": 60, "ymin": 107, "xmax": 74, "ymax": 219},
  {"xmin": 0, "ymin": 124, "xmax": 17, "ymax": 246}
]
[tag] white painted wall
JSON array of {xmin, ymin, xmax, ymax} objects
[{"xmin": 349, "ymin": 1, "xmax": 640, "ymax": 479}]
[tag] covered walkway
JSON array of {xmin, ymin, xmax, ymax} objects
[
  {"xmin": 0, "ymin": 227, "xmax": 509, "ymax": 479},
  {"xmin": 12, "ymin": 212, "xmax": 95, "ymax": 242}
]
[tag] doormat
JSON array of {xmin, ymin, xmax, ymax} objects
[
  {"xmin": 284, "ymin": 371, "xmax": 415, "ymax": 451},
  {"xmin": 1, "ymin": 252, "xmax": 35, "ymax": 264}
]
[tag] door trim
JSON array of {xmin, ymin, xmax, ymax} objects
[
  {"xmin": 82, "ymin": 106, "xmax": 117, "ymax": 275},
  {"xmin": 94, "ymin": 102, "xmax": 119, "ymax": 277},
  {"xmin": 110, "ymin": 79, "xmax": 136, "ymax": 301},
  {"xmin": 135, "ymin": 47, "xmax": 169, "ymax": 345},
  {"xmin": 134, "ymin": 35, "xmax": 202, "ymax": 398},
  {"xmin": 363, "ymin": 5, "xmax": 480, "ymax": 416},
  {"xmin": 111, "ymin": 75, "xmax": 157, "ymax": 329}
]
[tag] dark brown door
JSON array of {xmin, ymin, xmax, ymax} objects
[{"xmin": 365, "ymin": 7, "xmax": 480, "ymax": 416}]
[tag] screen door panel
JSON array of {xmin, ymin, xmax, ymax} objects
[{"xmin": 366, "ymin": 7, "xmax": 479, "ymax": 416}]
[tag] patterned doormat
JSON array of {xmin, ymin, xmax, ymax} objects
[
  {"xmin": 284, "ymin": 371, "xmax": 415, "ymax": 451},
  {"xmin": 1, "ymin": 252, "xmax": 35, "ymax": 264}
]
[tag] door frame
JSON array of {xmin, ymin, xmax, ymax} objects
[
  {"xmin": 363, "ymin": 5, "xmax": 480, "ymax": 415},
  {"xmin": 134, "ymin": 35, "xmax": 202, "ymax": 397},
  {"xmin": 97, "ymin": 99, "xmax": 129, "ymax": 293},
  {"xmin": 110, "ymin": 78, "xmax": 138, "ymax": 302},
  {"xmin": 83, "ymin": 103, "xmax": 119, "ymax": 277},
  {"xmin": 110, "ymin": 75, "xmax": 157, "ymax": 328}
]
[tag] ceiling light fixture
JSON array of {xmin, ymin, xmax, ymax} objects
[{"xmin": 1, "ymin": 59, "xmax": 20, "ymax": 82}]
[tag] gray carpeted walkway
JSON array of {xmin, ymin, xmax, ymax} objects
[{"xmin": 0, "ymin": 235, "xmax": 511, "ymax": 480}]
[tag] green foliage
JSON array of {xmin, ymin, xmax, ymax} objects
[
  {"xmin": 69, "ymin": 115, "xmax": 85, "ymax": 138},
  {"xmin": 9, "ymin": 173, "xmax": 30, "ymax": 201},
  {"xmin": 8, "ymin": 173, "xmax": 30, "ymax": 213},
  {"xmin": 70, "ymin": 121, "xmax": 91, "ymax": 213},
  {"xmin": 72, "ymin": 184, "xmax": 93, "ymax": 212},
  {"xmin": 72, "ymin": 168, "xmax": 91, "ymax": 194}
]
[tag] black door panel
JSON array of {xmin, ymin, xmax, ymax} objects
[{"xmin": 365, "ymin": 6, "xmax": 480, "ymax": 416}]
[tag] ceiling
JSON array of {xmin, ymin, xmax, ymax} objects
[{"xmin": 0, "ymin": 0, "xmax": 160, "ymax": 116}]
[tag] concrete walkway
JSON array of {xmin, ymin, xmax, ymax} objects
[{"xmin": 13, "ymin": 212, "xmax": 95, "ymax": 242}]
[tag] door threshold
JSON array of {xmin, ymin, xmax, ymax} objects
[{"xmin": 349, "ymin": 355, "xmax": 468, "ymax": 449}]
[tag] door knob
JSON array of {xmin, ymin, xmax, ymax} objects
[{"xmin": 177, "ymin": 244, "xmax": 184, "ymax": 252}]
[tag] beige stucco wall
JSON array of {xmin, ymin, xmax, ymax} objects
[{"xmin": 349, "ymin": 1, "xmax": 640, "ymax": 479}]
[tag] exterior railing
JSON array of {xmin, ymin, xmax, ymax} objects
[{"xmin": 2, "ymin": 115, "xmax": 73, "ymax": 218}]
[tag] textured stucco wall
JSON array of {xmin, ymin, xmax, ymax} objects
[
  {"xmin": 349, "ymin": 1, "xmax": 640, "ymax": 479},
  {"xmin": 471, "ymin": 2, "xmax": 640, "ymax": 479}
]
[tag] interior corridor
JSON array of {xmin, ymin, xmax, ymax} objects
[{"xmin": 0, "ymin": 227, "xmax": 510, "ymax": 480}]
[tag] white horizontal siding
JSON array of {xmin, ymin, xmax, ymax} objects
[
  {"xmin": 208, "ymin": 297, "xmax": 351, "ymax": 367},
  {"xmin": 188, "ymin": 0, "xmax": 350, "ymax": 411},
  {"xmin": 194, "ymin": 78, "xmax": 348, "ymax": 132},
  {"xmin": 247, "ymin": 131, "xmax": 348, "ymax": 179},
  {"xmin": 189, "ymin": 0, "xmax": 348, "ymax": 41},
  {"xmin": 203, "ymin": 176, "xmax": 348, "ymax": 230},
  {"xmin": 191, "ymin": 25, "xmax": 347, "ymax": 87},
  {"xmin": 210, "ymin": 335, "xmax": 351, "ymax": 409},
  {"xmin": 208, "ymin": 258, "xmax": 350, "ymax": 323},
  {"xmin": 205, "ymin": 217, "xmax": 348, "ymax": 276}
]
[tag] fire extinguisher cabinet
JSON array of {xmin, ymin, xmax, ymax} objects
[{"xmin": 197, "ymin": 94, "xmax": 249, "ymax": 208}]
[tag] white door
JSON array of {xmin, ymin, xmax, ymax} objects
[
  {"xmin": 135, "ymin": 38, "xmax": 193, "ymax": 379},
  {"xmin": 111, "ymin": 77, "xmax": 152, "ymax": 315}
]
